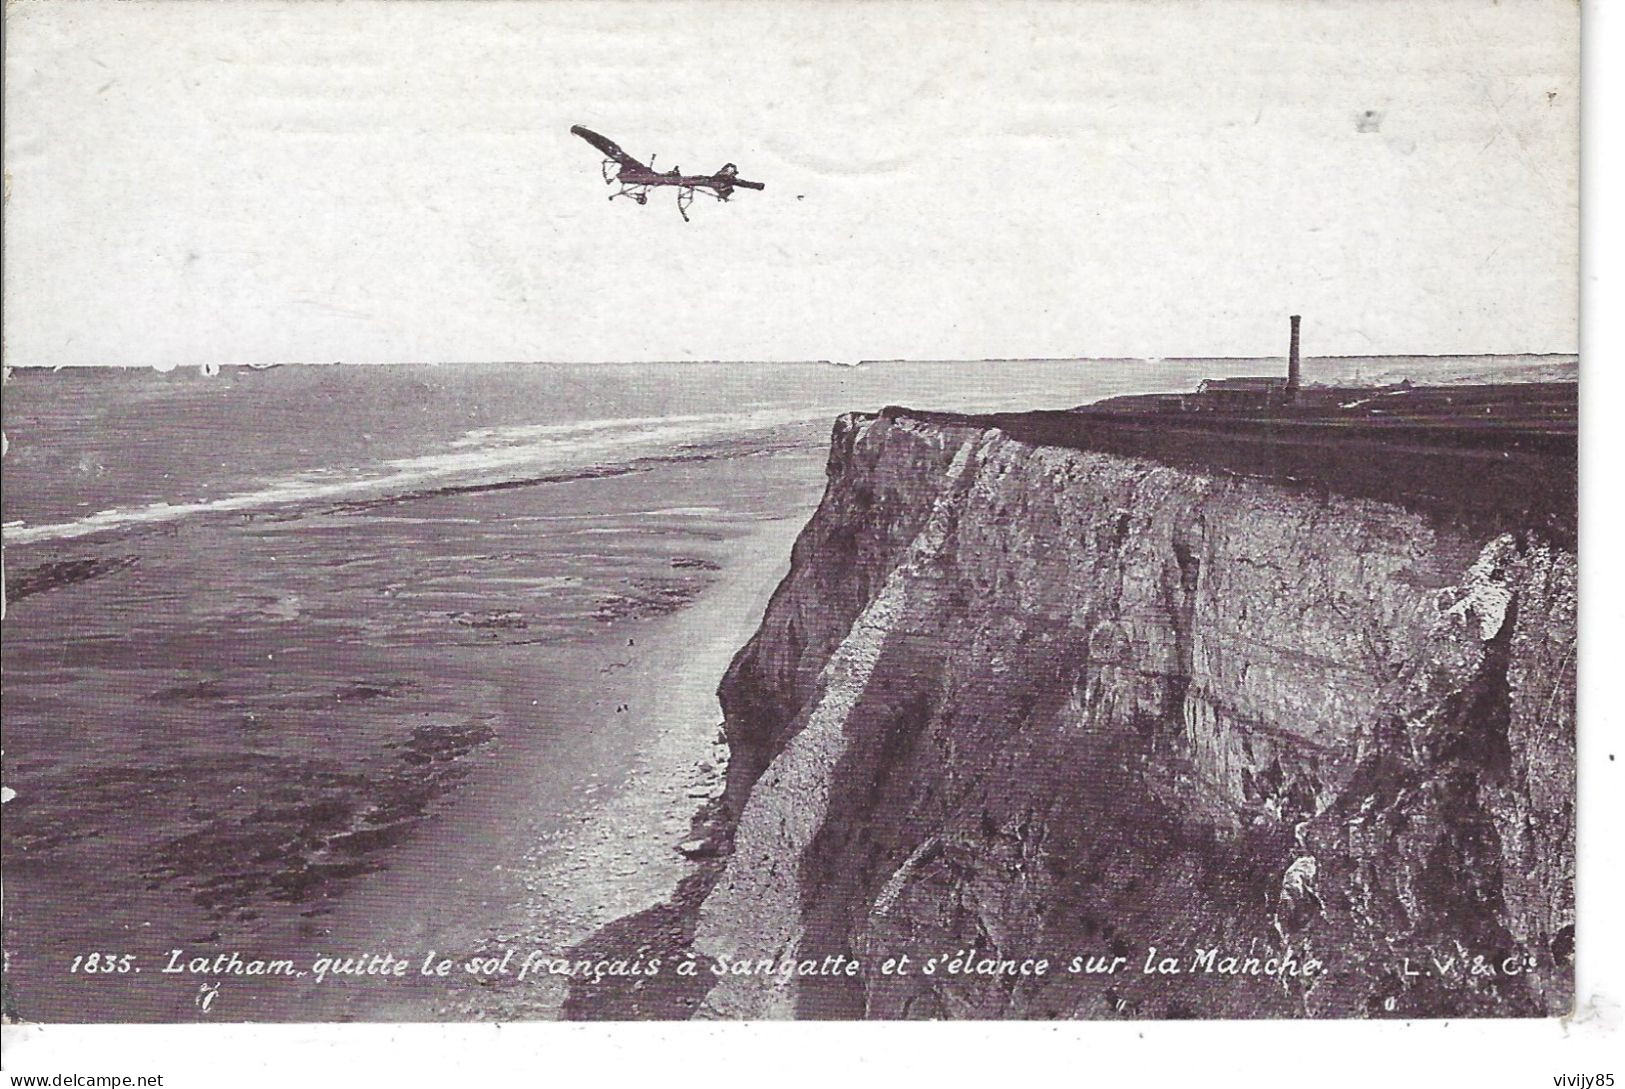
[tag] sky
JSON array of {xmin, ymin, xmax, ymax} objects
[{"xmin": 1, "ymin": 0, "xmax": 1579, "ymax": 366}]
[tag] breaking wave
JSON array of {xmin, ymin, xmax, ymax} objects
[{"xmin": 3, "ymin": 404, "xmax": 838, "ymax": 546}]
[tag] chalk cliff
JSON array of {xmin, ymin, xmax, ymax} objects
[{"xmin": 691, "ymin": 407, "xmax": 1575, "ymax": 1019}]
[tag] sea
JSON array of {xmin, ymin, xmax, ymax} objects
[{"xmin": 0, "ymin": 355, "xmax": 1571, "ymax": 1021}]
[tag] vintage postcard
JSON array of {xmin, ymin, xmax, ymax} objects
[{"xmin": 0, "ymin": 0, "xmax": 1587, "ymax": 1047}]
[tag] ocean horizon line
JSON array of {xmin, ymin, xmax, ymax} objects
[{"xmin": 1, "ymin": 351, "xmax": 1580, "ymax": 374}]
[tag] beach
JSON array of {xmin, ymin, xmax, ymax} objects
[
  {"xmin": 270, "ymin": 500, "xmax": 810, "ymax": 1021},
  {"xmin": 1, "ymin": 420, "xmax": 825, "ymax": 1022}
]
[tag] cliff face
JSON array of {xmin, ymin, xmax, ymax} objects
[{"xmin": 692, "ymin": 410, "xmax": 1575, "ymax": 1020}]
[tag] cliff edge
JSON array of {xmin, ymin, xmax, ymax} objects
[{"xmin": 691, "ymin": 398, "xmax": 1576, "ymax": 1019}]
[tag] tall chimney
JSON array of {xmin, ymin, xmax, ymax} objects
[{"xmin": 1287, "ymin": 314, "xmax": 1302, "ymax": 401}]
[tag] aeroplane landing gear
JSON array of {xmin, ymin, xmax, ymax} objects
[{"xmin": 608, "ymin": 185, "xmax": 651, "ymax": 206}]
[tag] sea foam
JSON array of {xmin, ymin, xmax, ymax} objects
[{"xmin": 2, "ymin": 405, "xmax": 837, "ymax": 546}]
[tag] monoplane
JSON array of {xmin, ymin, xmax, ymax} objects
[{"xmin": 571, "ymin": 125, "xmax": 764, "ymax": 222}]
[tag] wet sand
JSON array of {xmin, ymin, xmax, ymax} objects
[{"xmin": 245, "ymin": 492, "xmax": 812, "ymax": 1021}]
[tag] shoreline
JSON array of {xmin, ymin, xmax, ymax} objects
[
  {"xmin": 0, "ymin": 438, "xmax": 825, "ymax": 1023},
  {"xmin": 259, "ymin": 507, "xmax": 810, "ymax": 1022}
]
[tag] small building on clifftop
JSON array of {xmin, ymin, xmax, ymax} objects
[
  {"xmin": 1182, "ymin": 315, "xmax": 1303, "ymax": 413},
  {"xmin": 1192, "ymin": 374, "xmax": 1292, "ymax": 410}
]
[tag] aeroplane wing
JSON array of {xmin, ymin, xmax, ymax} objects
[{"xmin": 570, "ymin": 126, "xmax": 641, "ymax": 168}]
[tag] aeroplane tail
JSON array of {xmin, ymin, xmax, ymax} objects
[{"xmin": 713, "ymin": 163, "xmax": 764, "ymax": 192}]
